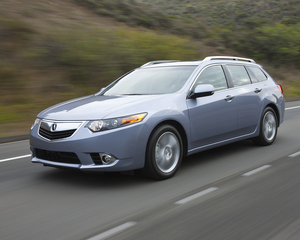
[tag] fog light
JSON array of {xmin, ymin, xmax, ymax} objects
[{"xmin": 99, "ymin": 153, "xmax": 116, "ymax": 165}]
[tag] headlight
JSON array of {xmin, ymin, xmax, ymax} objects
[
  {"xmin": 31, "ymin": 118, "xmax": 40, "ymax": 130},
  {"xmin": 86, "ymin": 113, "xmax": 147, "ymax": 132}
]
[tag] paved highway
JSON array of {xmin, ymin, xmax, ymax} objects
[{"xmin": 0, "ymin": 101, "xmax": 300, "ymax": 240}]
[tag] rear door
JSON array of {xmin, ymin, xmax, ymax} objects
[
  {"xmin": 225, "ymin": 64, "xmax": 264, "ymax": 136},
  {"xmin": 187, "ymin": 65, "xmax": 238, "ymax": 151}
]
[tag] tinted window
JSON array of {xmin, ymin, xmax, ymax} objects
[
  {"xmin": 193, "ymin": 65, "xmax": 227, "ymax": 91},
  {"xmin": 248, "ymin": 66, "xmax": 267, "ymax": 82},
  {"xmin": 103, "ymin": 66, "xmax": 197, "ymax": 95},
  {"xmin": 227, "ymin": 65, "xmax": 251, "ymax": 87}
]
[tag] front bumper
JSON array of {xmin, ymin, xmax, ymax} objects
[{"xmin": 30, "ymin": 121, "xmax": 150, "ymax": 172}]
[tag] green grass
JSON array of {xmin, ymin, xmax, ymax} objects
[{"xmin": 0, "ymin": 105, "xmax": 33, "ymax": 123}]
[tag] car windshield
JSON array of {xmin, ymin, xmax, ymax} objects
[{"xmin": 103, "ymin": 66, "xmax": 197, "ymax": 95}]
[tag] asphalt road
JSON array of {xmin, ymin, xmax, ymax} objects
[{"xmin": 0, "ymin": 100, "xmax": 300, "ymax": 240}]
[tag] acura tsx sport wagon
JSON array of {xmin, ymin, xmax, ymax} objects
[{"xmin": 30, "ymin": 56, "xmax": 285, "ymax": 180}]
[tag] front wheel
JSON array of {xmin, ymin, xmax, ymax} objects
[
  {"xmin": 253, "ymin": 107, "xmax": 278, "ymax": 146},
  {"xmin": 144, "ymin": 125, "xmax": 183, "ymax": 180}
]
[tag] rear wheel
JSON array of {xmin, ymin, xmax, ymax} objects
[
  {"xmin": 144, "ymin": 125, "xmax": 183, "ymax": 180},
  {"xmin": 253, "ymin": 107, "xmax": 278, "ymax": 146}
]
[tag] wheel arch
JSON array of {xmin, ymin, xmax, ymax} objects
[
  {"xmin": 265, "ymin": 103, "xmax": 280, "ymax": 126},
  {"xmin": 147, "ymin": 120, "xmax": 188, "ymax": 158},
  {"xmin": 253, "ymin": 103, "xmax": 279, "ymax": 146}
]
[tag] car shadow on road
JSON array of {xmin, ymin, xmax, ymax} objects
[
  {"xmin": 34, "ymin": 139, "xmax": 259, "ymax": 188},
  {"xmin": 181, "ymin": 139, "xmax": 257, "ymax": 169},
  {"xmin": 34, "ymin": 163, "xmax": 156, "ymax": 190}
]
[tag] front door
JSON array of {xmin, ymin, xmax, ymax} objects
[{"xmin": 187, "ymin": 65, "xmax": 238, "ymax": 151}]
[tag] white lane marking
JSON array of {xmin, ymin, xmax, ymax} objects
[
  {"xmin": 0, "ymin": 154, "xmax": 31, "ymax": 163},
  {"xmin": 285, "ymin": 106, "xmax": 300, "ymax": 110},
  {"xmin": 0, "ymin": 140, "xmax": 29, "ymax": 146},
  {"xmin": 289, "ymin": 151, "xmax": 300, "ymax": 158},
  {"xmin": 242, "ymin": 165, "xmax": 271, "ymax": 177},
  {"xmin": 175, "ymin": 187, "xmax": 218, "ymax": 205},
  {"xmin": 87, "ymin": 222, "xmax": 137, "ymax": 240}
]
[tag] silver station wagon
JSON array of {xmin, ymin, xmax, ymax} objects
[{"xmin": 30, "ymin": 56, "xmax": 285, "ymax": 180}]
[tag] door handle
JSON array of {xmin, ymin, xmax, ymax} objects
[
  {"xmin": 224, "ymin": 95, "xmax": 234, "ymax": 101},
  {"xmin": 254, "ymin": 88, "xmax": 262, "ymax": 93}
]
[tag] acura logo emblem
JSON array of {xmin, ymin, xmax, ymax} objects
[{"xmin": 51, "ymin": 123, "xmax": 57, "ymax": 131}]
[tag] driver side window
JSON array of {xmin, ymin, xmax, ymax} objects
[{"xmin": 193, "ymin": 65, "xmax": 228, "ymax": 91}]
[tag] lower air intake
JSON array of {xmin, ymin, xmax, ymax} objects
[{"xmin": 35, "ymin": 148, "xmax": 81, "ymax": 164}]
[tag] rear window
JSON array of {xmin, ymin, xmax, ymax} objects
[
  {"xmin": 227, "ymin": 65, "xmax": 251, "ymax": 87},
  {"xmin": 247, "ymin": 66, "xmax": 267, "ymax": 82}
]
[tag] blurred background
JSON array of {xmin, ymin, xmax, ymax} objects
[
  {"xmin": 1, "ymin": 1, "xmax": 300, "ymax": 240},
  {"xmin": 1, "ymin": 0, "xmax": 300, "ymax": 138}
]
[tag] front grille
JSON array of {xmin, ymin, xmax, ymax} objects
[
  {"xmin": 35, "ymin": 148, "xmax": 81, "ymax": 164},
  {"xmin": 39, "ymin": 128, "xmax": 76, "ymax": 140}
]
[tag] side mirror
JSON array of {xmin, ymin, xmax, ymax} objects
[{"xmin": 188, "ymin": 84, "xmax": 215, "ymax": 99}]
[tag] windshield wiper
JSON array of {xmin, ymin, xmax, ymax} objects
[{"xmin": 121, "ymin": 93, "xmax": 146, "ymax": 95}]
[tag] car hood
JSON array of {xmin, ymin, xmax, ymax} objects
[{"xmin": 38, "ymin": 94, "xmax": 168, "ymax": 121}]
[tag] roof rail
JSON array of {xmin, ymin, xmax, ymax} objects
[
  {"xmin": 203, "ymin": 56, "xmax": 255, "ymax": 63},
  {"xmin": 141, "ymin": 60, "xmax": 179, "ymax": 67}
]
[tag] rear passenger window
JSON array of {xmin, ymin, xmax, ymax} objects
[
  {"xmin": 193, "ymin": 65, "xmax": 228, "ymax": 91},
  {"xmin": 227, "ymin": 65, "xmax": 251, "ymax": 87},
  {"xmin": 248, "ymin": 66, "xmax": 267, "ymax": 82}
]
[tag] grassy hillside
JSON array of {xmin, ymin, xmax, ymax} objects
[
  {"xmin": 0, "ymin": 0, "xmax": 299, "ymax": 138},
  {"xmin": 74, "ymin": 0, "xmax": 208, "ymax": 39},
  {"xmin": 78, "ymin": 0, "xmax": 300, "ymax": 67},
  {"xmin": 138, "ymin": 0, "xmax": 300, "ymax": 26}
]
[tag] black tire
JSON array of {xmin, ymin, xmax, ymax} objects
[
  {"xmin": 253, "ymin": 107, "xmax": 278, "ymax": 146},
  {"xmin": 144, "ymin": 125, "xmax": 183, "ymax": 180}
]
